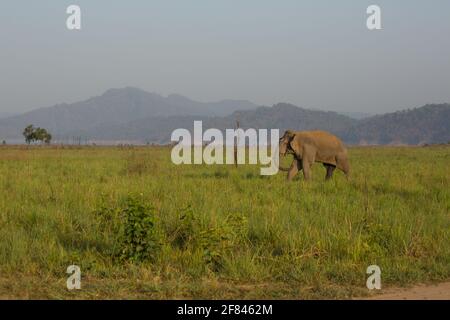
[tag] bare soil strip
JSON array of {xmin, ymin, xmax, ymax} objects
[{"xmin": 363, "ymin": 282, "xmax": 450, "ymax": 300}]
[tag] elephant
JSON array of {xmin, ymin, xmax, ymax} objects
[{"xmin": 278, "ymin": 130, "xmax": 350, "ymax": 181}]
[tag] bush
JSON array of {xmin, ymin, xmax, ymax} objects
[
  {"xmin": 95, "ymin": 195, "xmax": 161, "ymax": 263},
  {"xmin": 118, "ymin": 196, "xmax": 161, "ymax": 263},
  {"xmin": 171, "ymin": 205, "xmax": 198, "ymax": 249},
  {"xmin": 167, "ymin": 207, "xmax": 248, "ymax": 270}
]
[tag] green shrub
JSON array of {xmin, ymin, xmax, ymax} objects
[
  {"xmin": 170, "ymin": 205, "xmax": 199, "ymax": 249},
  {"xmin": 167, "ymin": 207, "xmax": 248, "ymax": 270},
  {"xmin": 198, "ymin": 213, "xmax": 248, "ymax": 269},
  {"xmin": 96, "ymin": 195, "xmax": 162, "ymax": 263},
  {"xmin": 118, "ymin": 196, "xmax": 161, "ymax": 263}
]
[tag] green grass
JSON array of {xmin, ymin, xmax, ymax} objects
[{"xmin": 0, "ymin": 145, "xmax": 449, "ymax": 299}]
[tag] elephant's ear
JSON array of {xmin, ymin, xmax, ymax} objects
[{"xmin": 289, "ymin": 133, "xmax": 303, "ymax": 159}]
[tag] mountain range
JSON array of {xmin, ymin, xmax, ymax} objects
[{"xmin": 0, "ymin": 87, "xmax": 449, "ymax": 145}]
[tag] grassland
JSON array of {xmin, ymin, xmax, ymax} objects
[{"xmin": 0, "ymin": 145, "xmax": 449, "ymax": 299}]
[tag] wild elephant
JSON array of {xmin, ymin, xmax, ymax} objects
[{"xmin": 278, "ymin": 130, "xmax": 350, "ymax": 181}]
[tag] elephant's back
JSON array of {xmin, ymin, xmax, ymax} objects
[
  {"xmin": 298, "ymin": 130, "xmax": 348, "ymax": 165},
  {"xmin": 298, "ymin": 130, "xmax": 346, "ymax": 150}
]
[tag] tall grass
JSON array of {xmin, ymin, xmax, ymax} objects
[{"xmin": 0, "ymin": 145, "xmax": 448, "ymax": 299}]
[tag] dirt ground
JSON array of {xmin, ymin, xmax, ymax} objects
[{"xmin": 363, "ymin": 282, "xmax": 450, "ymax": 300}]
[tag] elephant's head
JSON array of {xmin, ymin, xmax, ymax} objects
[{"xmin": 279, "ymin": 130, "xmax": 296, "ymax": 157}]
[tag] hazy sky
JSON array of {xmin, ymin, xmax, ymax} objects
[{"xmin": 1, "ymin": 0, "xmax": 450, "ymax": 114}]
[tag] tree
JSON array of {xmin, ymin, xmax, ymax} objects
[
  {"xmin": 22, "ymin": 125, "xmax": 52, "ymax": 144},
  {"xmin": 23, "ymin": 125, "xmax": 35, "ymax": 144},
  {"xmin": 44, "ymin": 132, "xmax": 52, "ymax": 144}
]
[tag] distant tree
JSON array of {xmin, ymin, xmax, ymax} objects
[
  {"xmin": 36, "ymin": 128, "xmax": 52, "ymax": 144},
  {"xmin": 22, "ymin": 125, "xmax": 52, "ymax": 144},
  {"xmin": 23, "ymin": 125, "xmax": 35, "ymax": 144},
  {"xmin": 35, "ymin": 128, "xmax": 46, "ymax": 143},
  {"xmin": 44, "ymin": 132, "xmax": 52, "ymax": 144}
]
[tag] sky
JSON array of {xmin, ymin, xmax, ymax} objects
[{"xmin": 1, "ymin": 0, "xmax": 450, "ymax": 115}]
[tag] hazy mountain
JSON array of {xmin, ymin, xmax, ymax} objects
[
  {"xmin": 60, "ymin": 103, "xmax": 450, "ymax": 145},
  {"xmin": 64, "ymin": 103, "xmax": 450, "ymax": 144},
  {"xmin": 338, "ymin": 111, "xmax": 373, "ymax": 120},
  {"xmin": 229, "ymin": 103, "xmax": 357, "ymax": 133},
  {"xmin": 0, "ymin": 87, "xmax": 257, "ymax": 139},
  {"xmin": 342, "ymin": 104, "xmax": 450, "ymax": 145},
  {"xmin": 0, "ymin": 87, "xmax": 448, "ymax": 145},
  {"xmin": 61, "ymin": 103, "xmax": 358, "ymax": 143},
  {"xmin": 165, "ymin": 93, "xmax": 257, "ymax": 117}
]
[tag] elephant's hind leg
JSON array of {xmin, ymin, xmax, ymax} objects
[{"xmin": 324, "ymin": 164, "xmax": 336, "ymax": 180}]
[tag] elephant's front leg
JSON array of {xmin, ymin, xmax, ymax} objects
[
  {"xmin": 302, "ymin": 158, "xmax": 313, "ymax": 181},
  {"xmin": 287, "ymin": 159, "xmax": 302, "ymax": 181}
]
